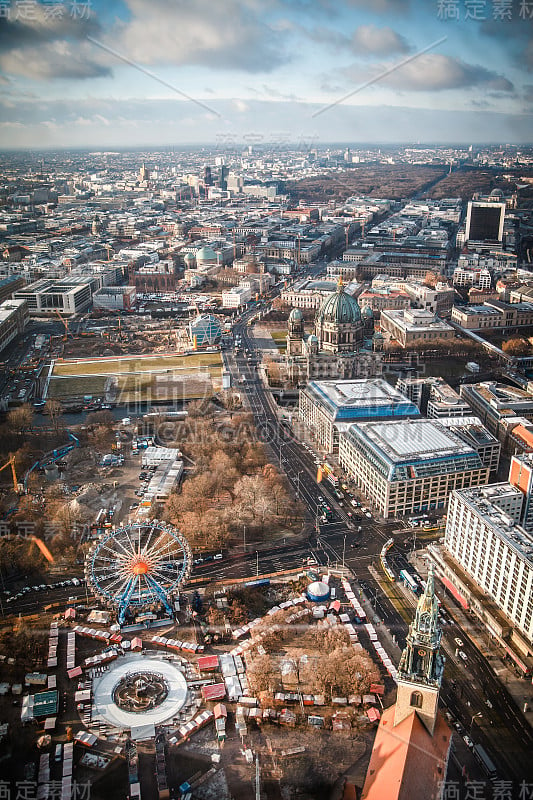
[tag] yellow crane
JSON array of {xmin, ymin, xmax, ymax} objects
[{"xmin": 0, "ymin": 455, "xmax": 19, "ymax": 493}]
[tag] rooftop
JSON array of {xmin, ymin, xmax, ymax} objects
[
  {"xmin": 304, "ymin": 378, "xmax": 420, "ymax": 421},
  {"xmin": 455, "ymin": 484, "xmax": 533, "ymax": 566},
  {"xmin": 344, "ymin": 419, "xmax": 484, "ymax": 481}
]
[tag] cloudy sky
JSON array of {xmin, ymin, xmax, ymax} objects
[{"xmin": 1, "ymin": 0, "xmax": 532, "ymax": 148}]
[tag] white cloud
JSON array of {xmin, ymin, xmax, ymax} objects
[
  {"xmin": 113, "ymin": 0, "xmax": 288, "ymax": 73},
  {"xmin": 343, "ymin": 54, "xmax": 514, "ymax": 93},
  {"xmin": 351, "ymin": 25, "xmax": 410, "ymax": 56}
]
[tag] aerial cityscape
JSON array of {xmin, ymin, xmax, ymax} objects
[{"xmin": 1, "ymin": 2, "xmax": 533, "ymax": 800}]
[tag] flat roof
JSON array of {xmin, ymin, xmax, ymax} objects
[
  {"xmin": 455, "ymin": 484, "xmax": 533, "ymax": 566},
  {"xmin": 366, "ymin": 419, "xmax": 466, "ymax": 459},
  {"xmin": 343, "ymin": 419, "xmax": 483, "ymax": 481},
  {"xmin": 304, "ymin": 378, "xmax": 420, "ymax": 421}
]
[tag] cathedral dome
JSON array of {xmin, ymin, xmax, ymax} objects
[
  {"xmin": 316, "ymin": 280, "xmax": 362, "ymax": 326},
  {"xmin": 362, "ymin": 304, "xmax": 374, "ymax": 319},
  {"xmin": 289, "ymin": 308, "xmax": 304, "ymax": 323}
]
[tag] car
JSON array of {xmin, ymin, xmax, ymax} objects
[
  {"xmin": 130, "ymin": 502, "xmax": 139, "ymax": 510},
  {"xmin": 365, "ymin": 512, "xmax": 372, "ymax": 519},
  {"xmin": 458, "ymin": 651, "xmax": 467, "ymax": 661},
  {"xmin": 347, "ymin": 511, "xmax": 353, "ymax": 518},
  {"xmin": 485, "ymin": 699, "xmax": 493, "ymax": 708},
  {"xmin": 453, "ymin": 720, "xmax": 464, "ymax": 733},
  {"xmin": 463, "ymin": 735, "xmax": 474, "ymax": 748},
  {"xmin": 213, "ymin": 553, "xmax": 223, "ymax": 560},
  {"xmin": 193, "ymin": 558, "xmax": 204, "ymax": 565},
  {"xmin": 454, "ymin": 637, "xmax": 464, "ymax": 647}
]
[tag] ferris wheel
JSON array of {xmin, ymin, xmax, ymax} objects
[{"xmin": 86, "ymin": 521, "xmax": 192, "ymax": 625}]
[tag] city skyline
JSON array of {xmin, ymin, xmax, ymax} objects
[{"xmin": 1, "ymin": 0, "xmax": 533, "ymax": 148}]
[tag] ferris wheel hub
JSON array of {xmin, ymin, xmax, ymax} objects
[{"xmin": 132, "ymin": 561, "xmax": 148, "ymax": 575}]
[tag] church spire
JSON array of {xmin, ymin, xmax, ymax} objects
[{"xmin": 394, "ymin": 564, "xmax": 445, "ymax": 735}]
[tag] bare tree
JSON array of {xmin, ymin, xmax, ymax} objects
[
  {"xmin": 7, "ymin": 403, "xmax": 33, "ymax": 435},
  {"xmin": 44, "ymin": 399, "xmax": 63, "ymax": 432}
]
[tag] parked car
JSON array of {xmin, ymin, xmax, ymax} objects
[
  {"xmin": 454, "ymin": 637, "xmax": 464, "ymax": 647},
  {"xmin": 463, "ymin": 735, "xmax": 474, "ymax": 748},
  {"xmin": 458, "ymin": 651, "xmax": 467, "ymax": 661}
]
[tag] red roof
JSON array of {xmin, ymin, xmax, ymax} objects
[
  {"xmin": 213, "ymin": 703, "xmax": 227, "ymax": 719},
  {"xmin": 201, "ymin": 683, "xmax": 226, "ymax": 701},
  {"xmin": 198, "ymin": 655, "xmax": 219, "ymax": 671},
  {"xmin": 67, "ymin": 667, "xmax": 82, "ymax": 679},
  {"xmin": 361, "ymin": 707, "xmax": 452, "ymax": 800}
]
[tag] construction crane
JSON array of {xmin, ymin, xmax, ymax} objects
[
  {"xmin": 0, "ymin": 455, "xmax": 20, "ymax": 493},
  {"xmin": 54, "ymin": 309, "xmax": 71, "ymax": 341}
]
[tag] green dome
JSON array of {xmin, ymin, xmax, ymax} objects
[
  {"xmin": 362, "ymin": 304, "xmax": 374, "ymax": 318},
  {"xmin": 316, "ymin": 283, "xmax": 362, "ymax": 326},
  {"xmin": 289, "ymin": 308, "xmax": 304, "ymax": 322},
  {"xmin": 184, "ymin": 252, "xmax": 195, "ymax": 263},
  {"xmin": 196, "ymin": 246, "xmax": 218, "ymax": 263}
]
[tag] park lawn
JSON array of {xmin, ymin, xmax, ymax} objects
[{"xmin": 52, "ymin": 351, "xmax": 222, "ymax": 376}]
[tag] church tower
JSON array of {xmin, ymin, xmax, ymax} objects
[
  {"xmin": 394, "ymin": 565, "xmax": 445, "ymax": 735},
  {"xmin": 286, "ymin": 307, "xmax": 305, "ymax": 356}
]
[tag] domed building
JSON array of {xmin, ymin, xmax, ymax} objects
[
  {"xmin": 284, "ymin": 277, "xmax": 381, "ymax": 383},
  {"xmin": 189, "ymin": 314, "xmax": 222, "ymax": 348},
  {"xmin": 183, "ymin": 252, "xmax": 195, "ymax": 268},
  {"xmin": 314, "ymin": 278, "xmax": 364, "ymax": 353},
  {"xmin": 196, "ymin": 246, "xmax": 219, "ymax": 268}
]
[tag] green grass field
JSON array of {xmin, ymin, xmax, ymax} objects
[
  {"xmin": 49, "ymin": 351, "xmax": 223, "ymax": 400},
  {"xmin": 52, "ymin": 351, "xmax": 222, "ymax": 376}
]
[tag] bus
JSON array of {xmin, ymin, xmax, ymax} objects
[
  {"xmin": 320, "ymin": 504, "xmax": 334, "ymax": 522},
  {"xmin": 322, "ymin": 462, "xmax": 339, "ymax": 488},
  {"xmin": 400, "ymin": 569, "xmax": 418, "ymax": 593},
  {"xmin": 473, "ymin": 744, "xmax": 497, "ymax": 779}
]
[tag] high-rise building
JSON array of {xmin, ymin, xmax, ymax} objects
[
  {"xmin": 509, "ymin": 452, "xmax": 533, "ymax": 532},
  {"xmin": 465, "ymin": 201, "xmax": 505, "ymax": 243},
  {"xmin": 203, "ymin": 165, "xmax": 213, "ymax": 186},
  {"xmin": 444, "ymin": 481, "xmax": 533, "ymax": 657}
]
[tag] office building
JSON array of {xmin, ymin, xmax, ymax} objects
[
  {"xmin": 338, "ymin": 419, "xmax": 488, "ymax": 519},
  {"xmin": 14, "ymin": 278, "xmax": 93, "ymax": 316},
  {"xmin": 396, "ymin": 376, "xmax": 470, "ymax": 418},
  {"xmin": 460, "ymin": 382, "xmax": 533, "ymax": 440},
  {"xmin": 298, "ymin": 378, "xmax": 419, "ymax": 454},
  {"xmin": 509, "ymin": 453, "xmax": 533, "ymax": 533},
  {"xmin": 0, "ymin": 299, "xmax": 28, "ymax": 353},
  {"xmin": 221, "ymin": 286, "xmax": 251, "ymax": 309},
  {"xmin": 465, "ymin": 201, "xmax": 505, "ymax": 243},
  {"xmin": 444, "ymin": 483, "xmax": 533, "ymax": 655},
  {"xmin": 438, "ymin": 417, "xmax": 501, "ymax": 474}
]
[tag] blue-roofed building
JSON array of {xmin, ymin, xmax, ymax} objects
[
  {"xmin": 298, "ymin": 378, "xmax": 420, "ymax": 453},
  {"xmin": 338, "ymin": 419, "xmax": 489, "ymax": 519}
]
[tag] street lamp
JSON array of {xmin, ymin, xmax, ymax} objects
[
  {"xmin": 256, "ymin": 550, "xmax": 259, "ymax": 577},
  {"xmin": 296, "ymin": 470, "xmax": 303, "ymax": 496},
  {"xmin": 469, "ymin": 712, "xmax": 482, "ymax": 736}
]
